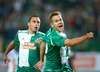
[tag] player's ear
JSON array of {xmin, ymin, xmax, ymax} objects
[
  {"xmin": 28, "ymin": 22, "xmax": 30, "ymax": 26},
  {"xmin": 50, "ymin": 22, "xmax": 53, "ymax": 27}
]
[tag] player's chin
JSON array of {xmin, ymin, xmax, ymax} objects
[
  {"xmin": 34, "ymin": 29, "xmax": 39, "ymax": 31},
  {"xmin": 59, "ymin": 28, "xmax": 64, "ymax": 32}
]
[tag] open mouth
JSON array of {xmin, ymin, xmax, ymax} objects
[
  {"xmin": 59, "ymin": 25, "xmax": 63, "ymax": 28},
  {"xmin": 35, "ymin": 27, "xmax": 38, "ymax": 29},
  {"xmin": 34, "ymin": 27, "xmax": 39, "ymax": 30}
]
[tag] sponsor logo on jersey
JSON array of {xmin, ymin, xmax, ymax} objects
[{"xmin": 22, "ymin": 42, "xmax": 37, "ymax": 50}]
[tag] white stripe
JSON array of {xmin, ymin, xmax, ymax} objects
[
  {"xmin": 50, "ymin": 37, "xmax": 55, "ymax": 46},
  {"xmin": 45, "ymin": 43, "xmax": 48, "ymax": 54},
  {"xmin": 18, "ymin": 31, "xmax": 32, "ymax": 67}
]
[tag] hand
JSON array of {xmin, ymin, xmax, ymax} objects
[
  {"xmin": 86, "ymin": 32, "xmax": 94, "ymax": 39},
  {"xmin": 34, "ymin": 61, "xmax": 43, "ymax": 70},
  {"xmin": 4, "ymin": 55, "xmax": 10, "ymax": 64}
]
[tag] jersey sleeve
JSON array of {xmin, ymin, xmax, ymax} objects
[
  {"xmin": 52, "ymin": 32, "xmax": 66, "ymax": 47},
  {"xmin": 14, "ymin": 31, "xmax": 19, "ymax": 46}
]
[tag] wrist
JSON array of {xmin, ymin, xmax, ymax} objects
[
  {"xmin": 84, "ymin": 35, "xmax": 88, "ymax": 39},
  {"xmin": 4, "ymin": 53, "xmax": 8, "ymax": 56}
]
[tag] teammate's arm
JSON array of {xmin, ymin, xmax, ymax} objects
[
  {"xmin": 34, "ymin": 42, "xmax": 45, "ymax": 69},
  {"xmin": 4, "ymin": 40, "xmax": 16, "ymax": 64},
  {"xmin": 64, "ymin": 32, "xmax": 94, "ymax": 46},
  {"xmin": 40, "ymin": 42, "xmax": 45, "ymax": 62}
]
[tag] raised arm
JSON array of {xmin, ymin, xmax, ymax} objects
[
  {"xmin": 64, "ymin": 32, "xmax": 94, "ymax": 46},
  {"xmin": 4, "ymin": 40, "xmax": 16, "ymax": 64}
]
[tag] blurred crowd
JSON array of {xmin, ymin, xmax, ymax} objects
[{"xmin": 0, "ymin": 0, "xmax": 100, "ymax": 53}]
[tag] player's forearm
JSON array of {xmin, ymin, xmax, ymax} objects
[
  {"xmin": 40, "ymin": 42, "xmax": 45, "ymax": 62},
  {"xmin": 4, "ymin": 40, "xmax": 16, "ymax": 56},
  {"xmin": 65, "ymin": 35, "xmax": 87, "ymax": 46}
]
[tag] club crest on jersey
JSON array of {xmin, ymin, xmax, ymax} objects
[{"xmin": 22, "ymin": 42, "xmax": 37, "ymax": 50}]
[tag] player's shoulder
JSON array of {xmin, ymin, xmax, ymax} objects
[
  {"xmin": 17, "ymin": 30, "xmax": 28, "ymax": 33},
  {"xmin": 45, "ymin": 27, "xmax": 58, "ymax": 37},
  {"xmin": 45, "ymin": 27, "xmax": 52, "ymax": 36},
  {"xmin": 37, "ymin": 31, "xmax": 45, "ymax": 36}
]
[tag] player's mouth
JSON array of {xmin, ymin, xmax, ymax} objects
[
  {"xmin": 58, "ymin": 25, "xmax": 64, "ymax": 32},
  {"xmin": 59, "ymin": 25, "xmax": 63, "ymax": 28},
  {"xmin": 35, "ymin": 27, "xmax": 38, "ymax": 29}
]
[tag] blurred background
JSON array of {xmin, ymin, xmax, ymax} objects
[{"xmin": 0, "ymin": 0, "xmax": 100, "ymax": 72}]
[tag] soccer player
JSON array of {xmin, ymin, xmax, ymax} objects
[
  {"xmin": 35, "ymin": 11, "xmax": 94, "ymax": 72},
  {"xmin": 4, "ymin": 15, "xmax": 45, "ymax": 72}
]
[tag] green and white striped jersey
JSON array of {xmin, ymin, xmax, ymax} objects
[{"xmin": 14, "ymin": 30, "xmax": 45, "ymax": 67}]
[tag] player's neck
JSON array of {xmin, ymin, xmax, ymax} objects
[{"xmin": 29, "ymin": 30, "xmax": 37, "ymax": 35}]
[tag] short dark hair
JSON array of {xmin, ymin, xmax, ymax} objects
[
  {"xmin": 28, "ymin": 15, "xmax": 39, "ymax": 22},
  {"xmin": 49, "ymin": 11, "xmax": 61, "ymax": 22}
]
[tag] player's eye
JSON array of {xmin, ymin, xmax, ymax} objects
[
  {"xmin": 59, "ymin": 19, "xmax": 62, "ymax": 21},
  {"xmin": 33, "ymin": 21, "xmax": 36, "ymax": 23},
  {"xmin": 37, "ymin": 21, "xmax": 40, "ymax": 24},
  {"xmin": 55, "ymin": 20, "xmax": 58, "ymax": 22}
]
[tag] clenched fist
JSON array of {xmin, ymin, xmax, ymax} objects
[{"xmin": 86, "ymin": 32, "xmax": 94, "ymax": 39}]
